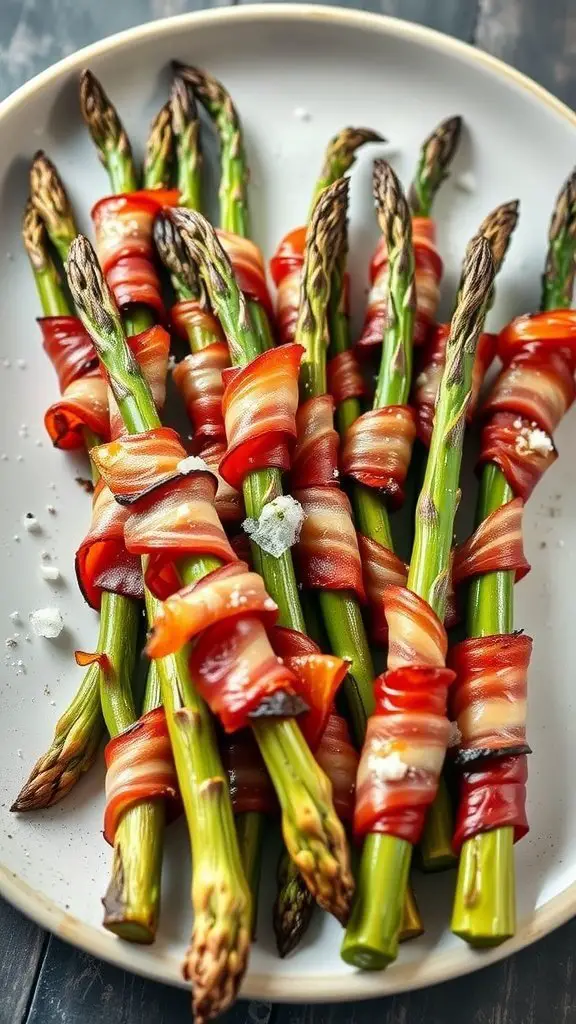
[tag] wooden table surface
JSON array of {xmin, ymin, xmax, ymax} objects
[{"xmin": 1, "ymin": 0, "xmax": 574, "ymax": 1022}]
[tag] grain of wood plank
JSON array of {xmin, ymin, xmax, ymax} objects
[
  {"xmin": 0, "ymin": 897, "xmax": 45, "ymax": 1024},
  {"xmin": 475, "ymin": 0, "xmax": 576, "ymax": 108},
  {"xmin": 235, "ymin": 0, "xmax": 480, "ymax": 42}
]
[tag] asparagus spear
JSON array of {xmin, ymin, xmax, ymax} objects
[
  {"xmin": 408, "ymin": 115, "xmax": 463, "ymax": 218},
  {"xmin": 79, "ymin": 69, "xmax": 139, "ymax": 193},
  {"xmin": 170, "ymin": 75, "xmax": 202, "ymax": 210},
  {"xmin": 143, "ymin": 102, "xmax": 174, "ymax": 189},
  {"xmin": 310, "ymin": 126, "xmax": 384, "ymax": 208},
  {"xmin": 451, "ymin": 169, "xmax": 576, "ymax": 946},
  {"xmin": 68, "ymin": 232, "xmax": 354, "ymax": 926},
  {"xmin": 172, "ymin": 62, "xmax": 274, "ymax": 354},
  {"xmin": 342, "ymin": 234, "xmax": 495, "ymax": 969},
  {"xmin": 420, "ymin": 197, "xmax": 520, "ymax": 871}
]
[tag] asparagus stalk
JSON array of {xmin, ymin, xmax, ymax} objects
[
  {"xmin": 310, "ymin": 126, "xmax": 384, "ymax": 208},
  {"xmin": 451, "ymin": 169, "xmax": 576, "ymax": 946},
  {"xmin": 172, "ymin": 62, "xmax": 274, "ymax": 353},
  {"xmin": 68, "ymin": 233, "xmax": 354, "ymax": 926},
  {"xmin": 79, "ymin": 69, "xmax": 139, "ymax": 193},
  {"xmin": 143, "ymin": 102, "xmax": 174, "ymax": 190},
  {"xmin": 170, "ymin": 75, "xmax": 202, "ymax": 210},
  {"xmin": 420, "ymin": 197, "xmax": 520, "ymax": 871},
  {"xmin": 342, "ymin": 235, "xmax": 495, "ymax": 969},
  {"xmin": 408, "ymin": 115, "xmax": 463, "ymax": 218}
]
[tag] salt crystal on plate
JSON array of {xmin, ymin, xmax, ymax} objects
[
  {"xmin": 9, "ymin": 612, "xmax": 20, "ymax": 624},
  {"xmin": 455, "ymin": 171, "xmax": 477, "ymax": 194},
  {"xmin": 242, "ymin": 495, "xmax": 305, "ymax": 557},
  {"xmin": 29, "ymin": 607, "xmax": 64, "ymax": 639},
  {"xmin": 40, "ymin": 565, "xmax": 60, "ymax": 582},
  {"xmin": 23, "ymin": 513, "xmax": 40, "ymax": 532},
  {"xmin": 293, "ymin": 106, "xmax": 311, "ymax": 121}
]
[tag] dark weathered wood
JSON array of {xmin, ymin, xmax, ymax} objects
[
  {"xmin": 0, "ymin": 898, "xmax": 46, "ymax": 1024},
  {"xmin": 235, "ymin": 0, "xmax": 480, "ymax": 42},
  {"xmin": 475, "ymin": 0, "xmax": 576, "ymax": 108}
]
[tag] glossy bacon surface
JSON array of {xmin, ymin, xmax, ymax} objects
[
  {"xmin": 92, "ymin": 426, "xmax": 190, "ymax": 504},
  {"xmin": 220, "ymin": 343, "xmax": 303, "ymax": 490},
  {"xmin": 413, "ymin": 325, "xmax": 497, "ymax": 447},
  {"xmin": 291, "ymin": 396, "xmax": 340, "ymax": 489},
  {"xmin": 270, "ymin": 226, "xmax": 307, "ymax": 346},
  {"xmin": 171, "ymin": 298, "xmax": 226, "ymax": 346},
  {"xmin": 484, "ymin": 346, "xmax": 574, "ymax": 437},
  {"xmin": 498, "ymin": 309, "xmax": 576, "ymax": 369},
  {"xmin": 341, "ymin": 406, "xmax": 416, "ymax": 509},
  {"xmin": 384, "ymin": 584, "xmax": 448, "ymax": 670},
  {"xmin": 478, "ymin": 412, "xmax": 558, "ymax": 502},
  {"xmin": 76, "ymin": 480, "xmax": 143, "ymax": 610},
  {"xmin": 357, "ymin": 535, "xmax": 408, "ymax": 644},
  {"xmin": 103, "ymin": 707, "xmax": 180, "ymax": 845},
  {"xmin": 40, "ymin": 315, "xmax": 109, "ymax": 449},
  {"xmin": 354, "ymin": 666, "xmax": 454, "ymax": 843},
  {"xmin": 453, "ymin": 497, "xmax": 530, "ymax": 586},
  {"xmin": 109, "ymin": 326, "xmax": 171, "ymax": 438},
  {"xmin": 224, "ymin": 730, "xmax": 277, "ymax": 815},
  {"xmin": 92, "ymin": 188, "xmax": 179, "ymax": 320},
  {"xmin": 357, "ymin": 216, "xmax": 442, "ymax": 355},
  {"xmin": 218, "ymin": 230, "xmax": 274, "ymax": 319},
  {"xmin": 450, "ymin": 633, "xmax": 532, "ymax": 766},
  {"xmin": 315, "ymin": 713, "xmax": 358, "ymax": 824},
  {"xmin": 292, "ymin": 486, "xmax": 366, "ymax": 601},
  {"xmin": 327, "ymin": 350, "xmax": 366, "ymax": 407},
  {"xmin": 452, "ymin": 754, "xmax": 529, "ymax": 853},
  {"xmin": 173, "ymin": 343, "xmax": 230, "ymax": 446}
]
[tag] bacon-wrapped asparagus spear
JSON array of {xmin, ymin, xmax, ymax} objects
[
  {"xmin": 68, "ymin": 230, "xmax": 354, "ymax": 917},
  {"xmin": 342, "ymin": 235, "xmax": 495, "ymax": 969},
  {"xmin": 451, "ymin": 168, "xmax": 576, "ymax": 946}
]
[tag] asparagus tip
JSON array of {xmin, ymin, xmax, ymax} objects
[
  {"xmin": 283, "ymin": 797, "xmax": 354, "ymax": 926},
  {"xmin": 153, "ymin": 211, "xmax": 201, "ymax": 296},
  {"xmin": 144, "ymin": 101, "xmax": 174, "ymax": 187},
  {"xmin": 549, "ymin": 164, "xmax": 576, "ymax": 244},
  {"xmin": 79, "ymin": 68, "xmax": 132, "ymax": 164},
  {"xmin": 373, "ymin": 159, "xmax": 412, "ymax": 247},
  {"xmin": 66, "ymin": 234, "xmax": 123, "ymax": 340},
  {"xmin": 170, "ymin": 73, "xmax": 198, "ymax": 136},
  {"xmin": 475, "ymin": 198, "xmax": 520, "ymax": 273},
  {"xmin": 29, "ymin": 149, "xmax": 76, "ymax": 244},
  {"xmin": 409, "ymin": 114, "xmax": 463, "ymax": 214},
  {"xmin": 273, "ymin": 854, "xmax": 315, "ymax": 957},
  {"xmin": 22, "ymin": 197, "xmax": 48, "ymax": 271},
  {"xmin": 184, "ymin": 879, "xmax": 251, "ymax": 1024}
]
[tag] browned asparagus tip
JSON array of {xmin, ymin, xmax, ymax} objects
[
  {"xmin": 170, "ymin": 74, "xmax": 198, "ymax": 135},
  {"xmin": 549, "ymin": 165, "xmax": 576, "ymax": 244},
  {"xmin": 144, "ymin": 101, "xmax": 173, "ymax": 182},
  {"xmin": 22, "ymin": 198, "xmax": 47, "ymax": 270},
  {"xmin": 476, "ymin": 199, "xmax": 520, "ymax": 272},
  {"xmin": 79, "ymin": 68, "xmax": 133, "ymax": 161},
  {"xmin": 183, "ymin": 882, "xmax": 251, "ymax": 1024},
  {"xmin": 11, "ymin": 763, "xmax": 80, "ymax": 811},
  {"xmin": 29, "ymin": 150, "xmax": 76, "ymax": 242}
]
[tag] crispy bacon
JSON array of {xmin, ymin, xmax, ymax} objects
[
  {"xmin": 357, "ymin": 535, "xmax": 408, "ymax": 644},
  {"xmin": 292, "ymin": 486, "xmax": 366, "ymax": 601},
  {"xmin": 224, "ymin": 730, "xmax": 277, "ymax": 816},
  {"xmin": 171, "ymin": 298, "xmax": 225, "ymax": 349},
  {"xmin": 450, "ymin": 633, "xmax": 532, "ymax": 766},
  {"xmin": 315, "ymin": 713, "xmax": 358, "ymax": 824},
  {"xmin": 498, "ymin": 309, "xmax": 576, "ymax": 369},
  {"xmin": 172, "ymin": 343, "xmax": 230, "ymax": 447},
  {"xmin": 92, "ymin": 426, "xmax": 190, "ymax": 505},
  {"xmin": 75, "ymin": 480, "xmax": 143, "ymax": 609},
  {"xmin": 291, "ymin": 396, "xmax": 340, "ymax": 489},
  {"xmin": 218, "ymin": 230, "xmax": 274, "ymax": 320},
  {"xmin": 413, "ymin": 325, "xmax": 497, "ymax": 447},
  {"xmin": 357, "ymin": 217, "xmax": 442, "ymax": 356},
  {"xmin": 452, "ymin": 754, "xmax": 529, "ymax": 853},
  {"xmin": 327, "ymin": 350, "xmax": 366, "ymax": 407},
  {"xmin": 220, "ymin": 344, "xmax": 303, "ymax": 489},
  {"xmin": 478, "ymin": 411, "xmax": 558, "ymax": 502},
  {"xmin": 146, "ymin": 562, "xmax": 275, "ymax": 658},
  {"xmin": 92, "ymin": 189, "xmax": 180, "ymax": 320},
  {"xmin": 384, "ymin": 584, "xmax": 448, "ymax": 670},
  {"xmin": 188, "ymin": 613, "xmax": 302, "ymax": 733},
  {"xmin": 103, "ymin": 707, "xmax": 180, "ymax": 845},
  {"xmin": 354, "ymin": 666, "xmax": 454, "ymax": 843},
  {"xmin": 453, "ymin": 498, "xmax": 530, "ymax": 586},
  {"xmin": 483, "ymin": 346, "xmax": 574, "ymax": 437},
  {"xmin": 341, "ymin": 406, "xmax": 416, "ymax": 509},
  {"xmin": 269, "ymin": 226, "xmax": 307, "ymax": 346},
  {"xmin": 39, "ymin": 315, "xmax": 109, "ymax": 450}
]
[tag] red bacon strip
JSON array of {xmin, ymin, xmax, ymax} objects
[
  {"xmin": 39, "ymin": 315, "xmax": 109, "ymax": 450},
  {"xmin": 341, "ymin": 406, "xmax": 416, "ymax": 509},
  {"xmin": 292, "ymin": 486, "xmax": 366, "ymax": 602},
  {"xmin": 173, "ymin": 343, "xmax": 230, "ymax": 446},
  {"xmin": 452, "ymin": 754, "xmax": 529, "ymax": 853},
  {"xmin": 413, "ymin": 325, "xmax": 497, "ymax": 447},
  {"xmin": 92, "ymin": 426, "xmax": 191, "ymax": 504},
  {"xmin": 354, "ymin": 666, "xmax": 454, "ymax": 844},
  {"xmin": 478, "ymin": 412, "xmax": 558, "ymax": 502},
  {"xmin": 484, "ymin": 346, "xmax": 574, "ymax": 437},
  {"xmin": 109, "ymin": 325, "xmax": 171, "ymax": 438},
  {"xmin": 202, "ymin": 442, "xmax": 245, "ymax": 524},
  {"xmin": 315, "ymin": 713, "xmax": 358, "ymax": 824},
  {"xmin": 92, "ymin": 188, "xmax": 180, "ymax": 321},
  {"xmin": 327, "ymin": 350, "xmax": 366, "ymax": 406},
  {"xmin": 171, "ymin": 298, "xmax": 226, "ymax": 348},
  {"xmin": 76, "ymin": 480, "xmax": 143, "ymax": 610},
  {"xmin": 357, "ymin": 535, "xmax": 408, "ymax": 644},
  {"xmin": 270, "ymin": 226, "xmax": 307, "ymax": 346},
  {"xmin": 450, "ymin": 633, "xmax": 532, "ymax": 766},
  {"xmin": 498, "ymin": 309, "xmax": 576, "ymax": 369},
  {"xmin": 357, "ymin": 216, "xmax": 442, "ymax": 356},
  {"xmin": 291, "ymin": 396, "xmax": 340, "ymax": 489},
  {"xmin": 103, "ymin": 707, "xmax": 181, "ymax": 845},
  {"xmin": 218, "ymin": 230, "xmax": 274, "ymax": 320},
  {"xmin": 384, "ymin": 584, "xmax": 448, "ymax": 669},
  {"xmin": 220, "ymin": 344, "xmax": 303, "ymax": 490},
  {"xmin": 453, "ymin": 498, "xmax": 530, "ymax": 586}
]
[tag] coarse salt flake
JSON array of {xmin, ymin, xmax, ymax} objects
[
  {"xmin": 4, "ymin": 638, "xmax": 17, "ymax": 649},
  {"xmin": 525, "ymin": 428, "xmax": 554, "ymax": 455},
  {"xmin": 455, "ymin": 171, "xmax": 477, "ymax": 194},
  {"xmin": 242, "ymin": 495, "xmax": 305, "ymax": 558},
  {"xmin": 9, "ymin": 612, "xmax": 20, "ymax": 624},
  {"xmin": 373, "ymin": 751, "xmax": 409, "ymax": 781},
  {"xmin": 16, "ymin": 359, "xmax": 27, "ymax": 369},
  {"xmin": 177, "ymin": 455, "xmax": 211, "ymax": 475},
  {"xmin": 40, "ymin": 564, "xmax": 60, "ymax": 582},
  {"xmin": 29, "ymin": 607, "xmax": 64, "ymax": 639},
  {"xmin": 293, "ymin": 106, "xmax": 311, "ymax": 121},
  {"xmin": 23, "ymin": 513, "xmax": 40, "ymax": 532}
]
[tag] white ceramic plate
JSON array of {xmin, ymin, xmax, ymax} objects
[{"xmin": 1, "ymin": 3, "xmax": 575, "ymax": 1003}]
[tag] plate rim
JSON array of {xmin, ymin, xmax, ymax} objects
[{"xmin": 1, "ymin": 2, "xmax": 576, "ymax": 1002}]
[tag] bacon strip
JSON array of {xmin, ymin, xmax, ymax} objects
[
  {"xmin": 224, "ymin": 730, "xmax": 277, "ymax": 816},
  {"xmin": 39, "ymin": 315, "xmax": 109, "ymax": 450},
  {"xmin": 327, "ymin": 350, "xmax": 366, "ymax": 406},
  {"xmin": 171, "ymin": 298, "xmax": 226, "ymax": 348},
  {"xmin": 103, "ymin": 707, "xmax": 180, "ymax": 845},
  {"xmin": 75, "ymin": 480, "xmax": 143, "ymax": 609},
  {"xmin": 413, "ymin": 325, "xmax": 497, "ymax": 447},
  {"xmin": 450, "ymin": 633, "xmax": 532, "ymax": 766},
  {"xmin": 357, "ymin": 535, "xmax": 408, "ymax": 644},
  {"xmin": 357, "ymin": 217, "xmax": 442, "ymax": 355},
  {"xmin": 109, "ymin": 326, "xmax": 171, "ymax": 438},
  {"xmin": 293, "ymin": 486, "xmax": 366, "ymax": 601},
  {"xmin": 354, "ymin": 666, "xmax": 454, "ymax": 843},
  {"xmin": 218, "ymin": 230, "xmax": 274, "ymax": 320},
  {"xmin": 384, "ymin": 584, "xmax": 448, "ymax": 669},
  {"xmin": 453, "ymin": 498, "xmax": 530, "ymax": 586},
  {"xmin": 92, "ymin": 188, "xmax": 180, "ymax": 321},
  {"xmin": 202, "ymin": 442, "xmax": 245, "ymax": 524},
  {"xmin": 291, "ymin": 396, "xmax": 340, "ymax": 489},
  {"xmin": 498, "ymin": 309, "xmax": 576, "ymax": 369},
  {"xmin": 341, "ymin": 406, "xmax": 416, "ymax": 509},
  {"xmin": 478, "ymin": 411, "xmax": 558, "ymax": 502},
  {"xmin": 315, "ymin": 713, "xmax": 358, "ymax": 824},
  {"xmin": 484, "ymin": 346, "xmax": 574, "ymax": 437},
  {"xmin": 452, "ymin": 754, "xmax": 529, "ymax": 853},
  {"xmin": 220, "ymin": 344, "xmax": 303, "ymax": 490},
  {"xmin": 92, "ymin": 426, "xmax": 192, "ymax": 505},
  {"xmin": 270, "ymin": 226, "xmax": 307, "ymax": 346},
  {"xmin": 173, "ymin": 343, "xmax": 230, "ymax": 447}
]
